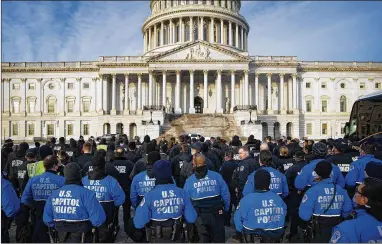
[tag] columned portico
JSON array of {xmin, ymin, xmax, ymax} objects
[
  {"xmin": 203, "ymin": 70, "xmax": 208, "ymax": 110},
  {"xmin": 175, "ymin": 70, "xmax": 182, "ymax": 114},
  {"xmin": 216, "ymin": 70, "xmax": 223, "ymax": 113},
  {"xmin": 189, "ymin": 70, "xmax": 195, "ymax": 114}
]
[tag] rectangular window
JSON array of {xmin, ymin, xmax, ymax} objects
[
  {"xmin": 13, "ymin": 101, "xmax": 20, "ymax": 113},
  {"xmin": 306, "ymin": 82, "xmax": 311, "ymax": 88},
  {"xmin": 83, "ymin": 83, "xmax": 90, "ymax": 89},
  {"xmin": 12, "ymin": 83, "xmax": 20, "ymax": 90},
  {"xmin": 47, "ymin": 124, "xmax": 54, "ymax": 136},
  {"xmin": 322, "ymin": 123, "xmax": 328, "ymax": 135},
  {"xmin": 307, "ymin": 123, "xmax": 312, "ymax": 135},
  {"xmin": 67, "ymin": 124, "xmax": 74, "ymax": 136},
  {"xmin": 83, "ymin": 101, "xmax": 90, "ymax": 113},
  {"xmin": 28, "ymin": 101, "xmax": 35, "ymax": 113},
  {"xmin": 12, "ymin": 124, "xmax": 18, "ymax": 136},
  {"xmin": 322, "ymin": 100, "xmax": 328, "ymax": 112},
  {"xmin": 67, "ymin": 101, "xmax": 74, "ymax": 113},
  {"xmin": 28, "ymin": 83, "xmax": 35, "ymax": 90},
  {"xmin": 360, "ymin": 82, "xmax": 366, "ymax": 89},
  {"xmin": 67, "ymin": 83, "xmax": 74, "ymax": 90},
  {"xmin": 306, "ymin": 101, "xmax": 312, "ymax": 112},
  {"xmin": 321, "ymin": 83, "xmax": 327, "ymax": 89},
  {"xmin": 83, "ymin": 124, "xmax": 89, "ymax": 136},
  {"xmin": 28, "ymin": 124, "xmax": 34, "ymax": 136},
  {"xmin": 48, "ymin": 100, "xmax": 55, "ymax": 113},
  {"xmin": 376, "ymin": 83, "xmax": 381, "ymax": 89}
]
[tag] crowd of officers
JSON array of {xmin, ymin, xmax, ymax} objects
[{"xmin": 1, "ymin": 134, "xmax": 382, "ymax": 243}]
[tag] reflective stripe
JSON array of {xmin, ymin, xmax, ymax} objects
[
  {"xmin": 313, "ymin": 214, "xmax": 341, "ymax": 217},
  {"xmin": 54, "ymin": 219, "xmax": 90, "ymax": 222},
  {"xmin": 34, "ymin": 199, "xmax": 47, "ymax": 202},
  {"xmin": 99, "ymin": 200, "xmax": 114, "ymax": 203},
  {"xmin": 152, "ymin": 216, "xmax": 181, "ymax": 221},
  {"xmin": 191, "ymin": 194, "xmax": 220, "ymax": 201},
  {"xmin": 244, "ymin": 225, "xmax": 284, "ymax": 231}
]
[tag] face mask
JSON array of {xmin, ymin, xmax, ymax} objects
[
  {"xmin": 146, "ymin": 165, "xmax": 154, "ymax": 178},
  {"xmin": 194, "ymin": 165, "xmax": 207, "ymax": 179}
]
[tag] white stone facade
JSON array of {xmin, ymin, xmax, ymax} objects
[{"xmin": 2, "ymin": 0, "xmax": 382, "ymax": 141}]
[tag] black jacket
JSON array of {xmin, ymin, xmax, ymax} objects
[
  {"xmin": 76, "ymin": 153, "xmax": 93, "ymax": 169},
  {"xmin": 112, "ymin": 157, "xmax": 134, "ymax": 191},
  {"xmin": 171, "ymin": 152, "xmax": 192, "ymax": 187}
]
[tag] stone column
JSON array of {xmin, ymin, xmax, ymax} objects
[
  {"xmin": 231, "ymin": 70, "xmax": 235, "ymax": 112},
  {"xmin": 111, "ymin": 74, "xmax": 117, "ymax": 115},
  {"xmin": 175, "ymin": 70, "xmax": 182, "ymax": 114},
  {"xmin": 76, "ymin": 78, "xmax": 82, "ymax": 114},
  {"xmin": 149, "ymin": 71, "xmax": 153, "ymax": 106},
  {"xmin": 160, "ymin": 21, "xmax": 164, "ymax": 46},
  {"xmin": 154, "ymin": 24, "xmax": 157, "ymax": 48},
  {"xmin": 148, "ymin": 27, "xmax": 151, "ymax": 50},
  {"xmin": 36, "ymin": 78, "xmax": 42, "ymax": 114},
  {"xmin": 190, "ymin": 17, "xmax": 193, "ymax": 41},
  {"xmin": 169, "ymin": 19, "xmax": 173, "ymax": 44},
  {"xmin": 137, "ymin": 73, "xmax": 142, "ymax": 111},
  {"xmin": 97, "ymin": 75, "xmax": 103, "ymax": 114},
  {"xmin": 220, "ymin": 19, "xmax": 224, "ymax": 44},
  {"xmin": 21, "ymin": 78, "xmax": 27, "ymax": 115},
  {"xmin": 279, "ymin": 73, "xmax": 285, "ymax": 114},
  {"xmin": 203, "ymin": 70, "xmax": 208, "ymax": 110},
  {"xmin": 124, "ymin": 73, "xmax": 129, "ymax": 114},
  {"xmin": 180, "ymin": 18, "xmax": 183, "ymax": 42},
  {"xmin": 292, "ymin": 73, "xmax": 297, "ymax": 110},
  {"xmin": 189, "ymin": 70, "xmax": 195, "ymax": 113},
  {"xmin": 210, "ymin": 18, "xmax": 214, "ymax": 42},
  {"xmin": 102, "ymin": 76, "xmax": 107, "ymax": 112},
  {"xmin": 200, "ymin": 17, "xmax": 204, "ymax": 41},
  {"xmin": 235, "ymin": 23, "xmax": 239, "ymax": 48},
  {"xmin": 240, "ymin": 26, "xmax": 244, "ymax": 49},
  {"xmin": 229, "ymin": 21, "xmax": 232, "ymax": 46},
  {"xmin": 267, "ymin": 73, "xmax": 273, "ymax": 114},
  {"xmin": 60, "ymin": 78, "xmax": 66, "ymax": 115},
  {"xmin": 255, "ymin": 73, "xmax": 259, "ymax": 108},
  {"xmin": 216, "ymin": 70, "xmax": 223, "ymax": 113},
  {"xmin": 91, "ymin": 78, "xmax": 97, "ymax": 114},
  {"xmin": 244, "ymin": 70, "xmax": 249, "ymax": 105},
  {"xmin": 162, "ymin": 71, "xmax": 167, "ymax": 108}
]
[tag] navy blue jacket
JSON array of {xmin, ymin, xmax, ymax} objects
[
  {"xmin": 43, "ymin": 184, "xmax": 106, "ymax": 227},
  {"xmin": 345, "ymin": 154, "xmax": 382, "ymax": 187},
  {"xmin": 130, "ymin": 170, "xmax": 156, "ymax": 207},
  {"xmin": 134, "ymin": 184, "xmax": 197, "ymax": 229},
  {"xmin": 1, "ymin": 178, "xmax": 20, "ymax": 217}
]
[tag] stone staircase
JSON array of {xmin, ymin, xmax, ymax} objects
[{"xmin": 160, "ymin": 113, "xmax": 243, "ymax": 140}]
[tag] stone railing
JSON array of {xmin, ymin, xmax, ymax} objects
[
  {"xmin": 98, "ymin": 56, "xmax": 147, "ymax": 63},
  {"xmin": 2, "ymin": 61, "xmax": 97, "ymax": 68},
  {"xmin": 286, "ymin": 110, "xmax": 294, "ymax": 114},
  {"xmin": 233, "ymin": 105, "xmax": 257, "ymax": 112},
  {"xmin": 143, "ymin": 105, "xmax": 165, "ymax": 111},
  {"xmin": 252, "ymin": 56, "xmax": 297, "ymax": 62},
  {"xmin": 298, "ymin": 61, "xmax": 382, "ymax": 69}
]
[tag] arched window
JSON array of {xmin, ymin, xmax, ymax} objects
[
  {"xmin": 340, "ymin": 95, "xmax": 347, "ymax": 112},
  {"xmin": 214, "ymin": 24, "xmax": 218, "ymax": 42},
  {"xmin": 193, "ymin": 21, "xmax": 198, "ymax": 40},
  {"xmin": 203, "ymin": 23, "xmax": 208, "ymax": 41},
  {"xmin": 157, "ymin": 29, "xmax": 160, "ymax": 46},
  {"xmin": 164, "ymin": 26, "xmax": 168, "ymax": 45},
  {"xmin": 184, "ymin": 23, "xmax": 190, "ymax": 41},
  {"xmin": 175, "ymin": 24, "xmax": 180, "ymax": 42}
]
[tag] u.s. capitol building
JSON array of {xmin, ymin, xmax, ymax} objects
[{"xmin": 2, "ymin": 0, "xmax": 382, "ymax": 141}]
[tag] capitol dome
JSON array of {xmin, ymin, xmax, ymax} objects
[{"xmin": 142, "ymin": 0, "xmax": 249, "ymax": 56}]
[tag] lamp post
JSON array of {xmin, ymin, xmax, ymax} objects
[
  {"xmin": 149, "ymin": 107, "xmax": 154, "ymax": 125},
  {"xmin": 248, "ymin": 108, "xmax": 253, "ymax": 124}
]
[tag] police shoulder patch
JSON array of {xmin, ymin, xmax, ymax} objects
[
  {"xmin": 140, "ymin": 197, "xmax": 145, "ymax": 207},
  {"xmin": 330, "ymin": 230, "xmax": 341, "ymax": 243},
  {"xmin": 240, "ymin": 166, "xmax": 244, "ymax": 171},
  {"xmin": 302, "ymin": 194, "xmax": 308, "ymax": 203},
  {"xmin": 349, "ymin": 164, "xmax": 355, "ymax": 171}
]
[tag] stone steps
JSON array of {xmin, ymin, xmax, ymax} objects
[{"xmin": 160, "ymin": 113, "xmax": 243, "ymax": 140}]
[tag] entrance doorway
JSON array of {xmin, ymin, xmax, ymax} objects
[{"xmin": 194, "ymin": 96, "xmax": 203, "ymax": 113}]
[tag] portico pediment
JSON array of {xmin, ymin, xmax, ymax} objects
[{"xmin": 148, "ymin": 41, "xmax": 250, "ymax": 63}]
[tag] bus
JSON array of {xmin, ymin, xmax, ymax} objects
[{"xmin": 344, "ymin": 91, "xmax": 382, "ymax": 141}]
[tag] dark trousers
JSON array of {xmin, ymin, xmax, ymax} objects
[
  {"xmin": 122, "ymin": 195, "xmax": 131, "ymax": 234},
  {"xmin": 126, "ymin": 218, "xmax": 146, "ymax": 243},
  {"xmin": 195, "ymin": 210, "xmax": 225, "ymax": 243},
  {"xmin": 1, "ymin": 216, "xmax": 11, "ymax": 243},
  {"xmin": 57, "ymin": 231, "xmax": 92, "ymax": 243},
  {"xmin": 287, "ymin": 191, "xmax": 303, "ymax": 239},
  {"xmin": 33, "ymin": 214, "xmax": 50, "ymax": 242}
]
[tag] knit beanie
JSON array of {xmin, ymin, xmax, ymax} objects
[
  {"xmin": 315, "ymin": 160, "xmax": 332, "ymax": 179},
  {"xmin": 313, "ymin": 142, "xmax": 327, "ymax": 157},
  {"xmin": 18, "ymin": 142, "xmax": 29, "ymax": 152},
  {"xmin": 92, "ymin": 154, "xmax": 106, "ymax": 170},
  {"xmin": 64, "ymin": 163, "xmax": 82, "ymax": 184},
  {"xmin": 254, "ymin": 169, "xmax": 271, "ymax": 190},
  {"xmin": 154, "ymin": 160, "xmax": 172, "ymax": 183},
  {"xmin": 365, "ymin": 161, "xmax": 382, "ymax": 180},
  {"xmin": 39, "ymin": 145, "xmax": 53, "ymax": 160},
  {"xmin": 147, "ymin": 151, "xmax": 161, "ymax": 165},
  {"xmin": 144, "ymin": 135, "xmax": 151, "ymax": 143},
  {"xmin": 145, "ymin": 142, "xmax": 156, "ymax": 154}
]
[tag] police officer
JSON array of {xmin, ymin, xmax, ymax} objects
[
  {"xmin": 234, "ymin": 169, "xmax": 287, "ymax": 243},
  {"xmin": 43, "ymin": 163, "xmax": 106, "ymax": 243},
  {"xmin": 171, "ymin": 144, "xmax": 192, "ymax": 187},
  {"xmin": 326, "ymin": 142, "xmax": 353, "ymax": 177},
  {"xmin": 232, "ymin": 146, "xmax": 260, "ymax": 200},
  {"xmin": 76, "ymin": 142, "xmax": 93, "ymax": 168},
  {"xmin": 5, "ymin": 142, "xmax": 29, "ymax": 195},
  {"xmin": 82, "ymin": 149, "xmax": 120, "ymax": 180},
  {"xmin": 1, "ymin": 138, "xmax": 14, "ymax": 171},
  {"xmin": 183, "ymin": 153, "xmax": 230, "ymax": 243},
  {"xmin": 299, "ymin": 161, "xmax": 353, "ymax": 243},
  {"xmin": 1, "ymin": 177, "xmax": 20, "ymax": 243},
  {"xmin": 66, "ymin": 139, "xmax": 80, "ymax": 163},
  {"xmin": 273, "ymin": 146, "xmax": 294, "ymax": 173},
  {"xmin": 243, "ymin": 150, "xmax": 289, "ymax": 198},
  {"xmin": 329, "ymin": 177, "xmax": 382, "ymax": 243},
  {"xmin": 54, "ymin": 137, "xmax": 69, "ymax": 153},
  {"xmin": 295, "ymin": 142, "xmax": 345, "ymax": 191},
  {"xmin": 112, "ymin": 147, "xmax": 134, "ymax": 235},
  {"xmin": 82, "ymin": 154, "xmax": 125, "ymax": 242},
  {"xmin": 21, "ymin": 155, "xmax": 65, "ymax": 242},
  {"xmin": 284, "ymin": 150, "xmax": 307, "ymax": 242},
  {"xmin": 125, "ymin": 141, "xmax": 138, "ymax": 162},
  {"xmin": 134, "ymin": 160, "xmax": 197, "ymax": 242},
  {"xmin": 130, "ymin": 142, "xmax": 157, "ymax": 179},
  {"xmin": 345, "ymin": 142, "xmax": 382, "ymax": 192},
  {"xmin": 27, "ymin": 145, "xmax": 54, "ymax": 178}
]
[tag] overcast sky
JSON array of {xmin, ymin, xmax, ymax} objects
[{"xmin": 2, "ymin": 1, "xmax": 382, "ymax": 62}]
